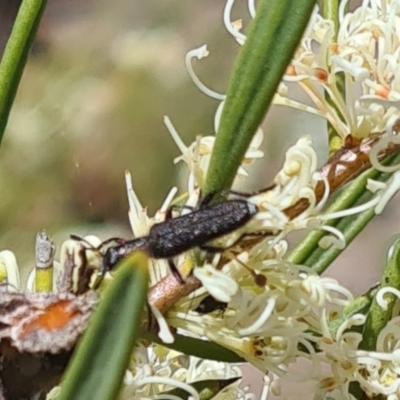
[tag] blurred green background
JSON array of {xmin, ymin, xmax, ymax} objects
[
  {"xmin": 0, "ymin": 0, "xmax": 257, "ymax": 272},
  {"xmin": 0, "ymin": 0, "xmax": 326, "ymax": 275}
]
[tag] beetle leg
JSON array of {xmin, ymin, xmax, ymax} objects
[
  {"xmin": 166, "ymin": 205, "xmax": 195, "ymax": 220},
  {"xmin": 220, "ymin": 185, "xmax": 275, "ymax": 199},
  {"xmin": 95, "ymin": 237, "xmax": 126, "ymax": 252},
  {"xmin": 199, "ymin": 232, "xmax": 268, "ymax": 253},
  {"xmin": 199, "ymin": 191, "xmax": 217, "ymax": 206},
  {"xmin": 167, "ymin": 259, "xmax": 185, "ymax": 284},
  {"xmin": 199, "ymin": 244, "xmax": 226, "ymax": 253}
]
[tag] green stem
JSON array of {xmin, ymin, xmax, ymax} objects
[
  {"xmin": 286, "ymin": 166, "xmax": 381, "ymax": 266},
  {"xmin": 287, "ymin": 153, "xmax": 400, "ymax": 271},
  {"xmin": 204, "ymin": 0, "xmax": 317, "ymax": 195},
  {"xmin": 305, "ymin": 195, "xmax": 376, "ymax": 275},
  {"xmin": 305, "ymin": 165, "xmax": 395, "ymax": 274},
  {"xmin": 321, "ymin": 0, "xmax": 340, "ymax": 41},
  {"xmin": 0, "ymin": 0, "xmax": 47, "ymax": 144},
  {"xmin": 320, "ymin": 0, "xmax": 345, "ymax": 151}
]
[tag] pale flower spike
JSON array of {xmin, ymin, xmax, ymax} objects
[
  {"xmin": 0, "ymin": 250, "xmax": 20, "ymax": 290},
  {"xmin": 157, "ymin": 115, "xmax": 400, "ymax": 396},
  {"xmin": 5, "ymin": 1, "xmax": 400, "ymax": 400},
  {"xmin": 119, "ymin": 341, "xmax": 216, "ymax": 400},
  {"xmin": 164, "ymin": 114, "xmax": 264, "ymax": 188},
  {"xmin": 125, "ymin": 170, "xmax": 152, "ymax": 238},
  {"xmin": 184, "ymin": 0, "xmax": 400, "ymax": 140},
  {"xmin": 132, "ymin": 376, "xmax": 200, "ymax": 400}
]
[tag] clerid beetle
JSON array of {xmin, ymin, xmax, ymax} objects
[{"xmin": 72, "ymin": 193, "xmax": 258, "ymax": 286}]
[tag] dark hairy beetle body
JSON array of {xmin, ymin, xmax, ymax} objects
[
  {"xmin": 98, "ymin": 198, "xmax": 258, "ymax": 278},
  {"xmin": 148, "ymin": 199, "xmax": 257, "ymax": 258}
]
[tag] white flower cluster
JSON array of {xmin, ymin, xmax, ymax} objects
[
  {"xmin": 150, "ymin": 0, "xmax": 400, "ymax": 398},
  {"xmin": 5, "ymin": 1, "xmax": 400, "ymax": 399},
  {"xmin": 118, "ymin": 343, "xmax": 258, "ymax": 400},
  {"xmin": 180, "ymin": 0, "xmax": 400, "ymax": 143},
  {"xmin": 309, "ymin": 242, "xmax": 400, "ymax": 399},
  {"xmin": 107, "ymin": 128, "xmax": 400, "ymax": 399},
  {"xmin": 164, "ymin": 115, "xmax": 264, "ymax": 191}
]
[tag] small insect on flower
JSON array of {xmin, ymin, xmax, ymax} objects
[
  {"xmin": 194, "ymin": 294, "xmax": 227, "ymax": 314},
  {"xmin": 72, "ymin": 191, "xmax": 259, "ymax": 287}
]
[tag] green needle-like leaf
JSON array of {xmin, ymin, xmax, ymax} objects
[
  {"xmin": 360, "ymin": 239, "xmax": 400, "ymax": 350},
  {"xmin": 328, "ymin": 285, "xmax": 378, "ymax": 336},
  {"xmin": 59, "ymin": 253, "xmax": 149, "ymax": 400},
  {"xmin": 160, "ymin": 377, "xmax": 240, "ymax": 400},
  {"xmin": 349, "ymin": 242, "xmax": 400, "ymax": 398},
  {"xmin": 0, "ymin": 0, "xmax": 47, "ymax": 144},
  {"xmin": 204, "ymin": 0, "xmax": 317, "ymax": 195},
  {"xmin": 144, "ymin": 332, "xmax": 244, "ymax": 363}
]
